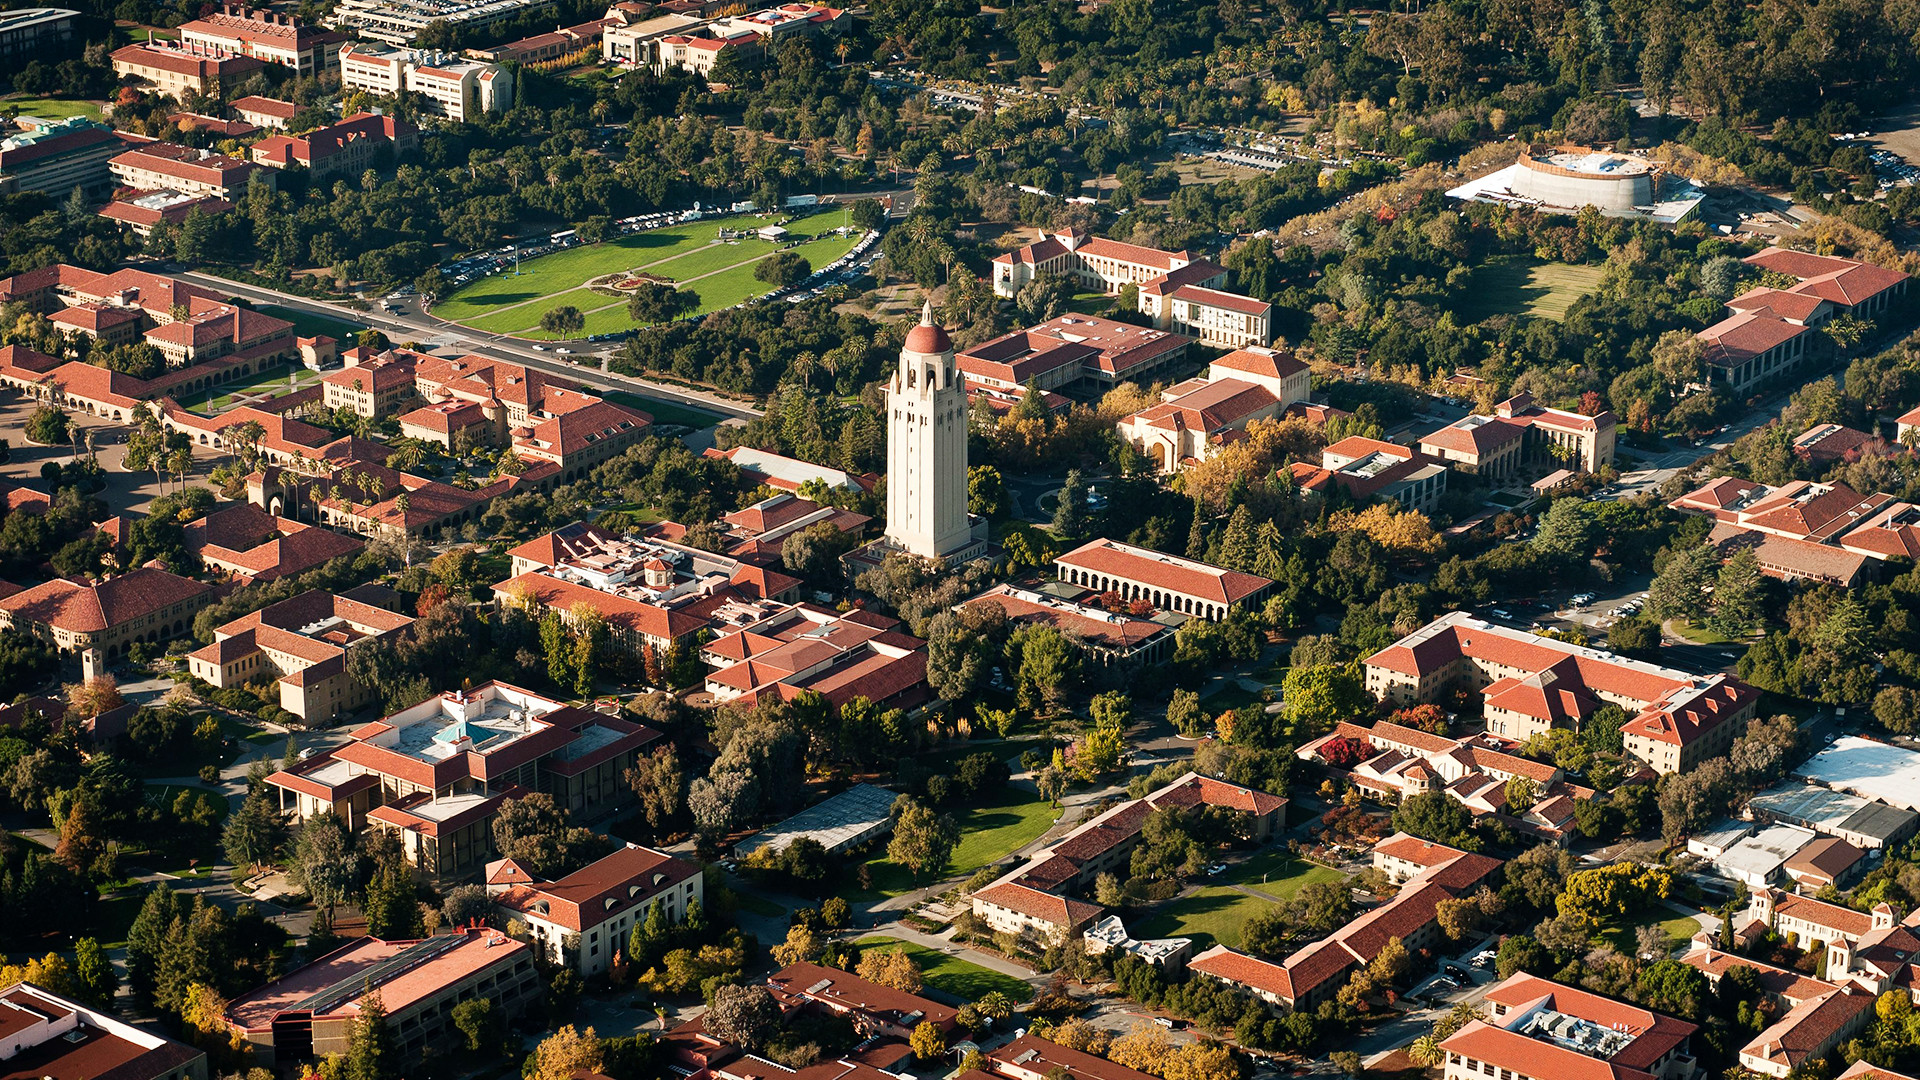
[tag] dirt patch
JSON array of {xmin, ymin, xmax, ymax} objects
[{"xmin": 1871, "ymin": 99, "xmax": 1920, "ymax": 166}]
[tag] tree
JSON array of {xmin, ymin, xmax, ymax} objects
[
  {"xmin": 706, "ymin": 985, "xmax": 780, "ymax": 1052},
  {"xmin": 24, "ymin": 405, "xmax": 68, "ymax": 446},
  {"xmin": 442, "ymin": 884, "xmax": 492, "ymax": 928},
  {"xmin": 73, "ymin": 937, "xmax": 117, "ymax": 1006},
  {"xmin": 222, "ymin": 786, "xmax": 286, "ymax": 870},
  {"xmin": 1408, "ymin": 1035, "xmax": 1445, "ymax": 1068},
  {"xmin": 886, "ymin": 796, "xmax": 958, "ymax": 880},
  {"xmin": 287, "ymin": 812, "xmax": 358, "ymax": 916},
  {"xmin": 1648, "ymin": 546, "xmax": 1718, "ymax": 625},
  {"xmin": 1651, "ymin": 329, "xmax": 1707, "ymax": 387},
  {"xmin": 910, "ymin": 1020, "xmax": 946, "ymax": 1062},
  {"xmin": 526, "ymin": 1025, "xmax": 604, "ymax": 1080},
  {"xmin": 1052, "ymin": 469, "xmax": 1091, "ymax": 538},
  {"xmin": 1876, "ymin": 685, "xmax": 1920, "ymax": 735},
  {"xmin": 491, "ymin": 792, "xmax": 613, "ymax": 878},
  {"xmin": 1281, "ymin": 663, "xmax": 1369, "ymax": 738},
  {"xmin": 627, "ymin": 282, "xmax": 696, "ymax": 324},
  {"xmin": 968, "ymin": 465, "xmax": 1006, "ymax": 518},
  {"xmin": 1504, "ymin": 775, "xmax": 1537, "ymax": 813},
  {"xmin": 540, "ymin": 306, "xmax": 585, "ymax": 336},
  {"xmin": 626, "ymin": 745, "xmax": 686, "ymax": 832},
  {"xmin": 451, "ymin": 997, "xmax": 494, "ymax": 1053},
  {"xmin": 754, "ymin": 252, "xmax": 812, "ymax": 288},
  {"xmin": 67, "ymin": 676, "xmax": 123, "ymax": 719},
  {"xmin": 1707, "ymin": 548, "xmax": 1766, "ymax": 637},
  {"xmin": 856, "ymin": 947, "xmax": 924, "ymax": 993},
  {"xmin": 346, "ymin": 990, "xmax": 394, "ymax": 1080},
  {"xmin": 1167, "ymin": 688, "xmax": 1206, "ymax": 738},
  {"xmin": 363, "ymin": 860, "xmax": 423, "ymax": 939},
  {"xmin": 1392, "ymin": 792, "xmax": 1478, "ymax": 850}
]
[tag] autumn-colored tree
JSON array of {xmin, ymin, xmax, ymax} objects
[
  {"xmin": 526, "ymin": 1025, "xmax": 604, "ymax": 1080},
  {"xmin": 855, "ymin": 947, "xmax": 923, "ymax": 993},
  {"xmin": 1106, "ymin": 1026, "xmax": 1173, "ymax": 1074},
  {"xmin": 67, "ymin": 675, "xmax": 123, "ymax": 719},
  {"xmin": 1326, "ymin": 503, "xmax": 1444, "ymax": 559},
  {"xmin": 909, "ymin": 1020, "xmax": 946, "ymax": 1062}
]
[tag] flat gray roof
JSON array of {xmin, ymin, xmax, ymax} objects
[
  {"xmin": 733, "ymin": 782, "xmax": 898, "ymax": 858},
  {"xmin": 1749, "ymin": 781, "xmax": 1920, "ymax": 844}
]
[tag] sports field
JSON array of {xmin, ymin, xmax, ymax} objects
[
  {"xmin": 433, "ymin": 213, "xmax": 861, "ymax": 340},
  {"xmin": 1455, "ymin": 258, "xmax": 1608, "ymax": 322}
]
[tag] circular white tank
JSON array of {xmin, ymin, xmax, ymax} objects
[{"xmin": 1510, "ymin": 150, "xmax": 1657, "ymax": 214}]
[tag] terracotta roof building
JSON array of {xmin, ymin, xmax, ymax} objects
[
  {"xmin": 1054, "ymin": 538, "xmax": 1273, "ymax": 622},
  {"xmin": 223, "ymin": 929, "xmax": 540, "ymax": 1066},
  {"xmin": 1360, "ymin": 610, "xmax": 1757, "ymax": 775},
  {"xmin": 958, "ymin": 583, "xmax": 1176, "ymax": 671},
  {"xmin": 1739, "ymin": 984, "xmax": 1875, "ymax": 1077},
  {"xmin": 972, "ymin": 772, "xmax": 1284, "ymax": 943},
  {"xmin": 0, "ymin": 265, "xmax": 300, "ymax": 404},
  {"xmin": 188, "ymin": 590, "xmax": 412, "ymax": 727},
  {"xmin": 1671, "ymin": 470, "xmax": 1920, "ymax": 587},
  {"xmin": 1694, "ymin": 249, "xmax": 1908, "ymax": 393},
  {"xmin": 957, "ymin": 314, "xmax": 1193, "ymax": 400},
  {"xmin": 0, "ymin": 115, "xmax": 129, "ymax": 198},
  {"xmin": 1420, "ymin": 392, "xmax": 1617, "ymax": 479},
  {"xmin": 111, "ymin": 42, "xmax": 265, "ymax": 96},
  {"xmin": 486, "ymin": 844, "xmax": 701, "ymax": 976},
  {"xmin": 251, "ymin": 112, "xmax": 418, "ymax": 180},
  {"xmin": 184, "ymin": 502, "xmax": 365, "ymax": 583},
  {"xmin": 1312, "ymin": 435, "xmax": 1451, "ymax": 513},
  {"xmin": 230, "ymin": 95, "xmax": 298, "ymax": 128},
  {"xmin": 764, "ymin": 962, "xmax": 959, "ymax": 1041},
  {"xmin": 496, "ymin": 522, "xmax": 800, "ymax": 662},
  {"xmin": 970, "ymin": 1035, "xmax": 1159, "ymax": 1080},
  {"xmin": 265, "ymin": 682, "xmax": 660, "ymax": 880},
  {"xmin": 0, "ymin": 980, "xmax": 206, "ymax": 1080},
  {"xmin": 701, "ymin": 603, "xmax": 928, "ymax": 711},
  {"xmin": 177, "ymin": 5, "xmax": 351, "ymax": 75},
  {"xmin": 1191, "ymin": 844, "xmax": 1499, "ymax": 1013},
  {"xmin": 110, "ymin": 141, "xmax": 273, "ymax": 199},
  {"xmin": 0, "ymin": 567, "xmax": 213, "ymax": 666},
  {"xmin": 1114, "ymin": 346, "xmax": 1311, "ymax": 473},
  {"xmin": 1439, "ymin": 973, "xmax": 1699, "ymax": 1080}
]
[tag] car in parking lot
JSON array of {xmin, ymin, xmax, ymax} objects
[{"xmin": 1205, "ymin": 863, "xmax": 1227, "ymax": 876}]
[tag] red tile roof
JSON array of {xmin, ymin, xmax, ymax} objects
[
  {"xmin": 490, "ymin": 845, "xmax": 699, "ymax": 933},
  {"xmin": 972, "ymin": 881, "xmax": 1101, "ymax": 929},
  {"xmin": 1054, "ymin": 538, "xmax": 1272, "ymax": 605},
  {"xmin": 1168, "ymin": 283, "xmax": 1270, "ymax": 316},
  {"xmin": 0, "ymin": 568, "xmax": 210, "ymax": 633}
]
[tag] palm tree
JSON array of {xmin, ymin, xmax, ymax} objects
[{"xmin": 1408, "ymin": 1035, "xmax": 1443, "ymax": 1068}]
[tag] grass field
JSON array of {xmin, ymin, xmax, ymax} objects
[
  {"xmin": 206, "ymin": 364, "xmax": 328, "ymax": 411},
  {"xmin": 1132, "ymin": 885, "xmax": 1281, "ymax": 952},
  {"xmin": 2, "ymin": 95, "xmax": 104, "ymax": 120},
  {"xmin": 853, "ymin": 936, "xmax": 1034, "ymax": 1002},
  {"xmin": 1597, "ymin": 912, "xmax": 1701, "ymax": 957},
  {"xmin": 1225, "ymin": 850, "xmax": 1348, "ymax": 902},
  {"xmin": 603, "ymin": 389, "xmax": 721, "ymax": 429},
  {"xmin": 258, "ymin": 304, "xmax": 369, "ymax": 343},
  {"xmin": 857, "ymin": 788, "xmax": 1058, "ymax": 899},
  {"xmin": 434, "ymin": 214, "xmax": 861, "ymax": 340},
  {"xmin": 1456, "ymin": 258, "xmax": 1608, "ymax": 322}
]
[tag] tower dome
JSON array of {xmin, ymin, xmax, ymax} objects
[{"xmin": 903, "ymin": 300, "xmax": 952, "ymax": 355}]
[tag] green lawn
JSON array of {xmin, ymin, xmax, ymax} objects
[
  {"xmin": 1065, "ymin": 290, "xmax": 1112, "ymax": 315},
  {"xmin": 1455, "ymin": 258, "xmax": 1608, "ymax": 322},
  {"xmin": 1131, "ymin": 885, "xmax": 1282, "ymax": 952},
  {"xmin": 435, "ymin": 215, "xmax": 861, "ymax": 340},
  {"xmin": 204, "ymin": 363, "xmax": 329, "ymax": 411},
  {"xmin": 2, "ymin": 95, "xmax": 104, "ymax": 120},
  {"xmin": 258, "ymin": 304, "xmax": 368, "ymax": 343},
  {"xmin": 1597, "ymin": 912, "xmax": 1702, "ymax": 957},
  {"xmin": 1226, "ymin": 850, "xmax": 1348, "ymax": 902},
  {"xmin": 1670, "ymin": 620, "xmax": 1738, "ymax": 645},
  {"xmin": 94, "ymin": 889, "xmax": 149, "ymax": 948},
  {"xmin": 857, "ymin": 788, "xmax": 1059, "ymax": 899},
  {"xmin": 853, "ymin": 936, "xmax": 1034, "ymax": 1003},
  {"xmin": 602, "ymin": 390, "xmax": 721, "ymax": 429}
]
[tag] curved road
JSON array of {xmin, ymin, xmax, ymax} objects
[{"xmin": 170, "ymin": 269, "xmax": 763, "ymax": 421}]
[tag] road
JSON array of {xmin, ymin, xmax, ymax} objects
[{"xmin": 171, "ymin": 270, "xmax": 764, "ymax": 422}]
